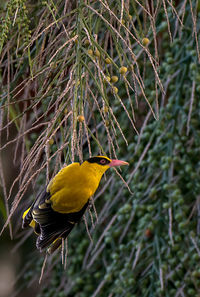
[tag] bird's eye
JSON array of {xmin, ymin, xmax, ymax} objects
[{"xmin": 100, "ymin": 159, "xmax": 106, "ymax": 165}]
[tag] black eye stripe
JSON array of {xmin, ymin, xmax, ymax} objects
[{"xmin": 87, "ymin": 157, "xmax": 110, "ymax": 165}]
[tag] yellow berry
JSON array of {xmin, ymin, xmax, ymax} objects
[
  {"xmin": 119, "ymin": 66, "xmax": 128, "ymax": 75},
  {"xmin": 111, "ymin": 76, "xmax": 118, "ymax": 83},
  {"xmin": 105, "ymin": 120, "xmax": 110, "ymax": 127},
  {"xmin": 112, "ymin": 87, "xmax": 118, "ymax": 94},
  {"xmin": 103, "ymin": 106, "xmax": 109, "ymax": 113},
  {"xmin": 49, "ymin": 138, "xmax": 54, "ymax": 145},
  {"xmin": 84, "ymin": 39, "xmax": 90, "ymax": 47},
  {"xmin": 87, "ymin": 49, "xmax": 93, "ymax": 56},
  {"xmin": 94, "ymin": 49, "xmax": 101, "ymax": 58},
  {"xmin": 142, "ymin": 38, "xmax": 150, "ymax": 46},
  {"xmin": 77, "ymin": 115, "xmax": 84, "ymax": 122},
  {"xmin": 105, "ymin": 58, "xmax": 112, "ymax": 64},
  {"xmin": 103, "ymin": 76, "xmax": 111, "ymax": 83}
]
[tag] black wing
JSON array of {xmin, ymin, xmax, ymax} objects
[
  {"xmin": 23, "ymin": 189, "xmax": 89, "ymax": 252},
  {"xmin": 22, "ymin": 189, "xmax": 50, "ymax": 231}
]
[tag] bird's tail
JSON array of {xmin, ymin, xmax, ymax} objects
[
  {"xmin": 47, "ymin": 238, "xmax": 62, "ymax": 254},
  {"xmin": 36, "ymin": 221, "xmax": 75, "ymax": 252}
]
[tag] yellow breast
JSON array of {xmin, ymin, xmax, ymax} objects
[{"xmin": 47, "ymin": 163, "xmax": 100, "ymax": 213}]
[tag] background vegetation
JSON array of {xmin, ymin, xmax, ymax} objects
[{"xmin": 0, "ymin": 0, "xmax": 200, "ymax": 296}]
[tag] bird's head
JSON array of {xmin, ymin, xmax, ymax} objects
[{"xmin": 83, "ymin": 156, "xmax": 129, "ymax": 177}]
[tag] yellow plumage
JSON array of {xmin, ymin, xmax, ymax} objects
[
  {"xmin": 47, "ymin": 161, "xmax": 109, "ymax": 213},
  {"xmin": 22, "ymin": 208, "xmax": 35, "ymax": 228},
  {"xmin": 22, "ymin": 156, "xmax": 128, "ymax": 252}
]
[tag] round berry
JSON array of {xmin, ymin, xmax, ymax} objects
[
  {"xmin": 119, "ymin": 66, "xmax": 127, "ymax": 75},
  {"xmin": 77, "ymin": 115, "xmax": 84, "ymax": 122},
  {"xmin": 111, "ymin": 76, "xmax": 118, "ymax": 83},
  {"xmin": 142, "ymin": 38, "xmax": 150, "ymax": 46}
]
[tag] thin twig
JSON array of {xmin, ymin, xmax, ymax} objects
[
  {"xmin": 83, "ymin": 215, "xmax": 93, "ymax": 244},
  {"xmin": 187, "ymin": 81, "xmax": 195, "ymax": 135},
  {"xmin": 39, "ymin": 253, "xmax": 48, "ymax": 284}
]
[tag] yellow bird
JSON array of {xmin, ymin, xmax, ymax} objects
[{"xmin": 22, "ymin": 156, "xmax": 128, "ymax": 253}]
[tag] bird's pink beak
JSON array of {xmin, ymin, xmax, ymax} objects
[{"xmin": 109, "ymin": 159, "xmax": 129, "ymax": 167}]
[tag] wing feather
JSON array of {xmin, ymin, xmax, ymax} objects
[
  {"xmin": 22, "ymin": 190, "xmax": 50, "ymax": 229},
  {"xmin": 23, "ymin": 188, "xmax": 89, "ymax": 252}
]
